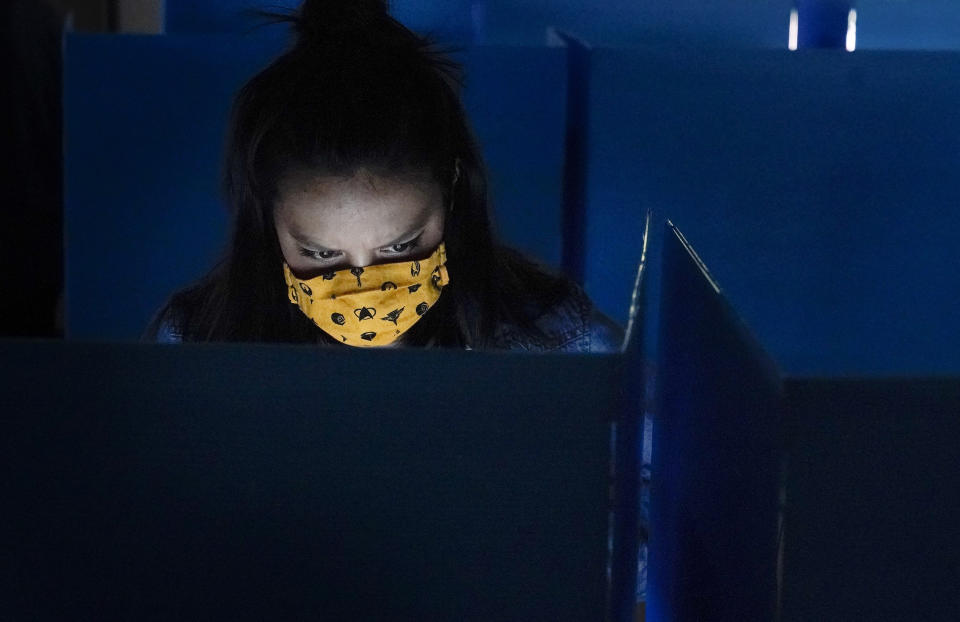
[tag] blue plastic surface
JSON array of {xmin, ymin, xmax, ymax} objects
[
  {"xmin": 584, "ymin": 46, "xmax": 960, "ymax": 375},
  {"xmin": 64, "ymin": 34, "xmax": 567, "ymax": 339},
  {"xmin": 1, "ymin": 340, "xmax": 624, "ymax": 619},
  {"xmin": 652, "ymin": 222, "xmax": 960, "ymax": 622},
  {"xmin": 165, "ymin": 0, "xmax": 295, "ymax": 33},
  {"xmin": 650, "ymin": 224, "xmax": 783, "ymax": 622},
  {"xmin": 166, "ymin": 0, "xmax": 482, "ymax": 43},
  {"xmin": 857, "ymin": 0, "xmax": 960, "ymax": 50},
  {"xmin": 165, "ymin": 0, "xmax": 960, "ymax": 49}
]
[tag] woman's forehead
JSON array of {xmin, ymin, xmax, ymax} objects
[{"xmin": 275, "ymin": 170, "xmax": 443, "ymax": 247}]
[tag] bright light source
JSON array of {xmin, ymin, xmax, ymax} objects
[
  {"xmin": 846, "ymin": 8, "xmax": 857, "ymax": 52},
  {"xmin": 789, "ymin": 8, "xmax": 799, "ymax": 51}
]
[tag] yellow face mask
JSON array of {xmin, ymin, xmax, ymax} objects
[{"xmin": 283, "ymin": 243, "xmax": 450, "ymax": 347}]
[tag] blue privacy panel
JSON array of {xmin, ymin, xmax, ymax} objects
[
  {"xmin": 650, "ymin": 224, "xmax": 783, "ymax": 622},
  {"xmin": 857, "ymin": 0, "xmax": 960, "ymax": 50},
  {"xmin": 584, "ymin": 46, "xmax": 960, "ymax": 375},
  {"xmin": 166, "ymin": 0, "xmax": 481, "ymax": 43},
  {"xmin": 653, "ymin": 223, "xmax": 960, "ymax": 622},
  {"xmin": 165, "ymin": 0, "xmax": 296, "ymax": 33},
  {"xmin": 63, "ymin": 35, "xmax": 271, "ymax": 340},
  {"xmin": 781, "ymin": 377, "xmax": 960, "ymax": 621},
  {"xmin": 484, "ymin": 0, "xmax": 793, "ymax": 47},
  {"xmin": 166, "ymin": 0, "xmax": 796, "ymax": 47},
  {"xmin": 460, "ymin": 46, "xmax": 567, "ymax": 271},
  {"xmin": 64, "ymin": 34, "xmax": 566, "ymax": 339},
  {"xmin": 2, "ymin": 341, "xmax": 620, "ymax": 619}
]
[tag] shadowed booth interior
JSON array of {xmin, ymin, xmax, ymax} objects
[{"xmin": 4, "ymin": 0, "xmax": 960, "ymax": 620}]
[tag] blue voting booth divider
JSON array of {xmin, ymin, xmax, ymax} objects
[
  {"xmin": 64, "ymin": 33, "xmax": 568, "ymax": 340},
  {"xmin": 165, "ymin": 0, "xmax": 795, "ymax": 48},
  {"xmin": 165, "ymin": 0, "xmax": 295, "ymax": 33},
  {"xmin": 652, "ymin": 222, "xmax": 960, "ymax": 621},
  {"xmin": 857, "ymin": 0, "xmax": 960, "ymax": 50},
  {"xmin": 1, "ymin": 341, "xmax": 636, "ymax": 620},
  {"xmin": 166, "ymin": 0, "xmax": 484, "ymax": 44},
  {"xmin": 6, "ymin": 246, "xmax": 647, "ymax": 619},
  {"xmin": 652, "ymin": 224, "xmax": 784, "ymax": 621},
  {"xmin": 160, "ymin": 0, "xmax": 960, "ymax": 51},
  {"xmin": 582, "ymin": 46, "xmax": 960, "ymax": 376},
  {"xmin": 573, "ymin": 45, "xmax": 960, "ymax": 620}
]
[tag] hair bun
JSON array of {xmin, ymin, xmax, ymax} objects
[{"xmin": 296, "ymin": 0, "xmax": 390, "ymax": 41}]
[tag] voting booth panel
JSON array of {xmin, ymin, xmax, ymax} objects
[
  {"xmin": 164, "ymin": 0, "xmax": 797, "ymax": 48},
  {"xmin": 166, "ymin": 0, "xmax": 481, "ymax": 44},
  {"xmin": 586, "ymin": 53, "xmax": 960, "ymax": 618},
  {"xmin": 652, "ymin": 224, "xmax": 960, "ymax": 621},
  {"xmin": 2, "ymin": 342, "xmax": 628, "ymax": 620},
  {"xmin": 583, "ymin": 47, "xmax": 960, "ymax": 377},
  {"xmin": 781, "ymin": 378, "xmax": 960, "ymax": 621},
  {"xmin": 857, "ymin": 0, "xmax": 960, "ymax": 50},
  {"xmin": 650, "ymin": 224, "xmax": 783, "ymax": 622},
  {"xmin": 165, "ymin": 0, "xmax": 296, "ymax": 33},
  {"xmin": 64, "ymin": 34, "xmax": 568, "ymax": 340}
]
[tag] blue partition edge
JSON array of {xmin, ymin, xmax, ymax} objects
[{"xmin": 650, "ymin": 222, "xmax": 783, "ymax": 622}]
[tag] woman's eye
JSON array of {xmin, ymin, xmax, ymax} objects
[
  {"xmin": 383, "ymin": 237, "xmax": 420, "ymax": 254},
  {"xmin": 299, "ymin": 248, "xmax": 340, "ymax": 260}
]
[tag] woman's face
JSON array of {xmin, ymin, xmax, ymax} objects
[{"xmin": 274, "ymin": 168, "xmax": 446, "ymax": 280}]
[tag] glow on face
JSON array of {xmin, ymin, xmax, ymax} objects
[{"xmin": 274, "ymin": 169, "xmax": 446, "ymax": 280}]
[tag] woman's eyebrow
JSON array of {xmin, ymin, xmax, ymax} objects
[
  {"xmin": 290, "ymin": 232, "xmax": 333, "ymax": 251},
  {"xmin": 381, "ymin": 226, "xmax": 425, "ymax": 247}
]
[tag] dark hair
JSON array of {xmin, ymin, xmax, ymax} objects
[{"xmin": 149, "ymin": 0, "xmax": 571, "ymax": 348}]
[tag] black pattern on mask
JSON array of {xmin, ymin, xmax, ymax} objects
[
  {"xmin": 416, "ymin": 302, "xmax": 429, "ymax": 316},
  {"xmin": 382, "ymin": 307, "xmax": 404, "ymax": 325},
  {"xmin": 360, "ymin": 331, "xmax": 376, "ymax": 341},
  {"xmin": 322, "ymin": 271, "xmax": 336, "ymax": 281},
  {"xmin": 299, "ymin": 282, "xmax": 312, "ymax": 296},
  {"xmin": 331, "ymin": 312, "xmax": 346, "ymax": 326},
  {"xmin": 289, "ymin": 285, "xmax": 298, "ymax": 302},
  {"xmin": 350, "ymin": 267, "xmax": 364, "ymax": 286},
  {"xmin": 407, "ymin": 283, "xmax": 421, "ymax": 293},
  {"xmin": 410, "ymin": 260, "xmax": 421, "ymax": 277},
  {"xmin": 354, "ymin": 306, "xmax": 376, "ymax": 321},
  {"xmin": 381, "ymin": 281, "xmax": 397, "ymax": 291}
]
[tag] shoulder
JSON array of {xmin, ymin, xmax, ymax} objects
[
  {"xmin": 152, "ymin": 316, "xmax": 184, "ymax": 344},
  {"xmin": 493, "ymin": 280, "xmax": 624, "ymax": 353},
  {"xmin": 143, "ymin": 297, "xmax": 189, "ymax": 344},
  {"xmin": 143, "ymin": 276, "xmax": 222, "ymax": 344}
]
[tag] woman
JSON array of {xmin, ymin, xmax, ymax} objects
[{"xmin": 148, "ymin": 0, "xmax": 622, "ymax": 352}]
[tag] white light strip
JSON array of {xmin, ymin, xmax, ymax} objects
[
  {"xmin": 846, "ymin": 8, "xmax": 857, "ymax": 52},
  {"xmin": 789, "ymin": 8, "xmax": 799, "ymax": 51}
]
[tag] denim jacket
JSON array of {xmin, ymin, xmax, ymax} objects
[
  {"xmin": 154, "ymin": 284, "xmax": 623, "ymax": 353},
  {"xmin": 490, "ymin": 284, "xmax": 624, "ymax": 353}
]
